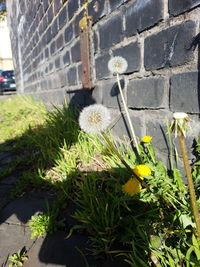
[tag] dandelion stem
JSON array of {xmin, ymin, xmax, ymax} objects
[
  {"xmin": 116, "ymin": 73, "xmax": 140, "ymax": 154},
  {"xmin": 101, "ymin": 131, "xmax": 145, "ymax": 185},
  {"xmin": 179, "ymin": 133, "xmax": 200, "ymax": 237},
  {"xmin": 146, "ymin": 144, "xmax": 156, "ymax": 164},
  {"xmin": 166, "ymin": 119, "xmax": 174, "ymax": 171}
]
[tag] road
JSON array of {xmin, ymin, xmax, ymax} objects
[{"xmin": 0, "ymin": 91, "xmax": 16, "ymax": 100}]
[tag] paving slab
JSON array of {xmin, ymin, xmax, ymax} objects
[
  {"xmin": 23, "ymin": 231, "xmax": 128, "ymax": 267},
  {"xmin": 0, "ymin": 191, "xmax": 55, "ymax": 266},
  {"xmin": 0, "ymin": 191, "xmax": 55, "ymax": 225},
  {"xmin": 0, "ymin": 151, "xmax": 18, "ymax": 166},
  {"xmin": 0, "ymin": 184, "xmax": 14, "ymax": 199},
  {"xmin": 23, "ymin": 232, "xmax": 98, "ymax": 267},
  {"xmin": 0, "ymin": 175, "xmax": 19, "ymax": 185},
  {"xmin": 0, "ymin": 223, "xmax": 34, "ymax": 265},
  {"xmin": 0, "ymin": 175, "xmax": 20, "ymax": 200},
  {"xmin": 0, "ymin": 189, "xmax": 129, "ymax": 267}
]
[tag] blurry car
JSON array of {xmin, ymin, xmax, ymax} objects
[{"xmin": 0, "ymin": 70, "xmax": 16, "ymax": 94}]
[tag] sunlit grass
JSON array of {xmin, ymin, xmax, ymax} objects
[{"xmin": 0, "ymin": 95, "xmax": 46, "ymax": 142}]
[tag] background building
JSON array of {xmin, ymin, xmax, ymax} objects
[
  {"xmin": 6, "ymin": 0, "xmax": 200, "ymax": 161},
  {"xmin": 0, "ymin": 3, "xmax": 13, "ymax": 71}
]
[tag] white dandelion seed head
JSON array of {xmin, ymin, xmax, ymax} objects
[
  {"xmin": 108, "ymin": 56, "xmax": 128, "ymax": 75},
  {"xmin": 79, "ymin": 104, "xmax": 111, "ymax": 134},
  {"xmin": 173, "ymin": 112, "xmax": 189, "ymax": 120},
  {"xmin": 171, "ymin": 112, "xmax": 189, "ymax": 137}
]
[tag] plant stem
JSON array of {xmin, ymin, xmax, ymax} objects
[
  {"xmin": 179, "ymin": 133, "xmax": 200, "ymax": 237},
  {"xmin": 101, "ymin": 131, "xmax": 144, "ymax": 185},
  {"xmin": 116, "ymin": 73, "xmax": 140, "ymax": 154},
  {"xmin": 166, "ymin": 119, "xmax": 174, "ymax": 171},
  {"xmin": 146, "ymin": 144, "xmax": 156, "ymax": 164}
]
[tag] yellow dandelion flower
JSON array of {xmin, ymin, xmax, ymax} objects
[
  {"xmin": 141, "ymin": 136, "xmax": 153, "ymax": 143},
  {"xmin": 122, "ymin": 178, "xmax": 142, "ymax": 196},
  {"xmin": 133, "ymin": 164, "xmax": 151, "ymax": 177}
]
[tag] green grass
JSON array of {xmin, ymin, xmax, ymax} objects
[
  {"xmin": 0, "ymin": 95, "xmax": 200, "ymax": 266},
  {"xmin": 0, "ymin": 96, "xmax": 46, "ymax": 144}
]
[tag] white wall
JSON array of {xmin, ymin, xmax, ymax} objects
[{"xmin": 0, "ymin": 19, "xmax": 13, "ymax": 70}]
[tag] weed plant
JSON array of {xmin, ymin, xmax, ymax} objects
[
  {"xmin": 0, "ymin": 96, "xmax": 200, "ymax": 266},
  {"xmin": 71, "ymin": 139, "xmax": 200, "ymax": 266},
  {"xmin": 8, "ymin": 247, "xmax": 28, "ymax": 267},
  {"xmin": 28, "ymin": 202, "xmax": 65, "ymax": 239}
]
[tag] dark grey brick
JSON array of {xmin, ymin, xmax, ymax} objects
[
  {"xmin": 74, "ymin": 11, "xmax": 83, "ymax": 37},
  {"xmin": 63, "ymin": 51, "xmax": 70, "ymax": 66},
  {"xmin": 59, "ymin": 70, "xmax": 67, "ymax": 87},
  {"xmin": 35, "ymin": 13, "xmax": 40, "ymax": 28},
  {"xmin": 47, "ymin": 5, "xmax": 53, "ymax": 24},
  {"xmin": 92, "ymin": 84, "xmax": 103, "ymax": 104},
  {"xmin": 41, "ymin": 79, "xmax": 48, "ymax": 90},
  {"xmin": 40, "ymin": 53, "xmax": 44, "ymax": 61},
  {"xmin": 127, "ymin": 77, "xmax": 165, "ymax": 109},
  {"xmin": 59, "ymin": 6, "xmax": 67, "ymax": 29},
  {"xmin": 64, "ymin": 23, "xmax": 73, "ymax": 44},
  {"xmin": 34, "ymin": 32, "xmax": 39, "ymax": 44},
  {"xmin": 68, "ymin": 90, "xmax": 96, "ymax": 109},
  {"xmin": 45, "ymin": 48, "xmax": 49, "ymax": 59},
  {"xmin": 88, "ymin": 0, "xmax": 107, "ymax": 24},
  {"xmin": 54, "ymin": 0, "xmax": 61, "ymax": 14},
  {"xmin": 112, "ymin": 113, "xmax": 142, "ymax": 140},
  {"xmin": 144, "ymin": 20, "xmax": 195, "ymax": 71},
  {"xmin": 48, "ymin": 78, "xmax": 52, "ymax": 89},
  {"xmin": 39, "ymin": 22, "xmax": 43, "ymax": 35},
  {"xmin": 170, "ymin": 72, "xmax": 199, "ymax": 113},
  {"xmin": 125, "ymin": 0, "xmax": 163, "ymax": 37},
  {"xmin": 71, "ymin": 41, "xmax": 80, "ymax": 63},
  {"xmin": 42, "ymin": 15, "xmax": 48, "ymax": 32},
  {"xmin": 19, "ymin": 0, "xmax": 25, "ymax": 14},
  {"xmin": 34, "ymin": 90, "xmax": 67, "ymax": 106},
  {"xmin": 93, "ymin": 31, "xmax": 98, "ymax": 54},
  {"xmin": 49, "ymin": 62, "xmax": 54, "ymax": 71},
  {"xmin": 99, "ymin": 12, "xmax": 123, "ymax": 50},
  {"xmin": 30, "ymin": 23, "xmax": 35, "ymax": 37},
  {"xmin": 113, "ymin": 42, "xmax": 141, "ymax": 74},
  {"xmin": 109, "ymin": 0, "xmax": 124, "ymax": 12},
  {"xmin": 46, "ymin": 27, "xmax": 52, "ymax": 43},
  {"xmin": 67, "ymin": 67, "xmax": 77, "ymax": 86},
  {"xmin": 43, "ymin": 0, "xmax": 49, "ymax": 12},
  {"xmin": 56, "ymin": 34, "xmax": 63, "ymax": 50},
  {"xmin": 68, "ymin": 0, "xmax": 79, "ymax": 20},
  {"xmin": 169, "ymin": 0, "xmax": 200, "ymax": 16},
  {"xmin": 102, "ymin": 80, "xmax": 125, "ymax": 108},
  {"xmin": 95, "ymin": 53, "xmax": 111, "ymax": 79},
  {"xmin": 55, "ymin": 57, "xmax": 60, "ymax": 69},
  {"xmin": 50, "ymin": 41, "xmax": 56, "ymax": 55},
  {"xmin": 146, "ymin": 119, "xmax": 168, "ymax": 155},
  {"xmin": 39, "ymin": 4, "xmax": 44, "ymax": 19},
  {"xmin": 51, "ymin": 18, "xmax": 58, "ymax": 38},
  {"xmin": 31, "ymin": 2, "xmax": 37, "ymax": 19},
  {"xmin": 42, "ymin": 34, "xmax": 46, "ymax": 46}
]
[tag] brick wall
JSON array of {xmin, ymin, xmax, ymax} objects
[{"xmin": 7, "ymin": 0, "xmax": 200, "ymax": 160}]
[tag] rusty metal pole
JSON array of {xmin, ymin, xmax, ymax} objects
[{"xmin": 79, "ymin": 2, "xmax": 93, "ymax": 90}]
